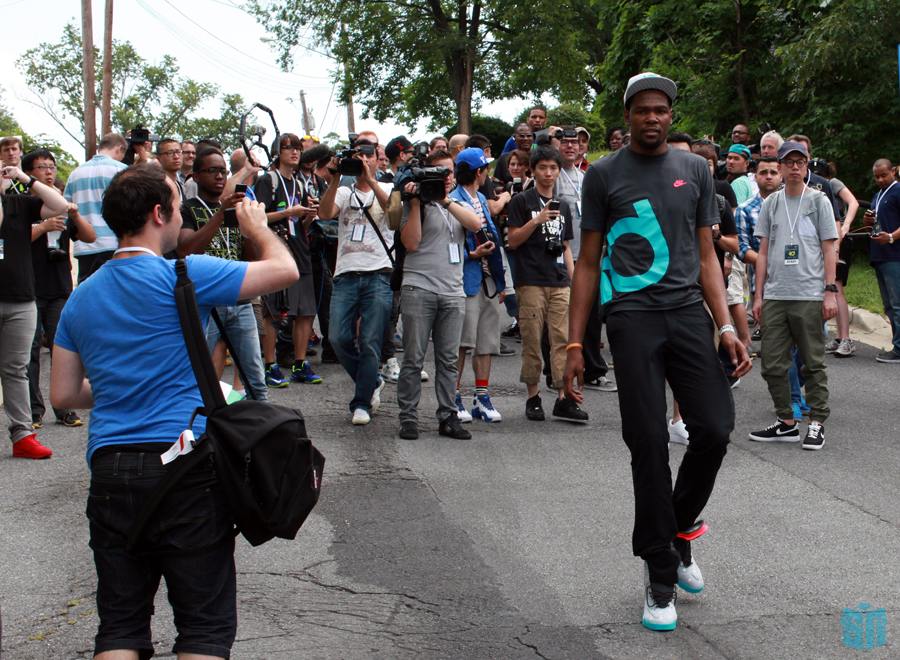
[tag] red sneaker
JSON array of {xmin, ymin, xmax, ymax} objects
[{"xmin": 12, "ymin": 434, "xmax": 53, "ymax": 459}]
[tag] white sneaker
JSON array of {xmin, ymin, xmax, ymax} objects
[
  {"xmin": 677, "ymin": 561, "xmax": 704, "ymax": 593},
  {"xmin": 824, "ymin": 337, "xmax": 840, "ymax": 353},
  {"xmin": 455, "ymin": 394, "xmax": 473, "ymax": 423},
  {"xmin": 380, "ymin": 358, "xmax": 400, "ymax": 384},
  {"xmin": 668, "ymin": 419, "xmax": 689, "ymax": 445},
  {"xmin": 835, "ymin": 338, "xmax": 856, "ymax": 357},
  {"xmin": 420, "ymin": 369, "xmax": 429, "ymax": 382},
  {"xmin": 352, "ymin": 408, "xmax": 370, "ymax": 425},
  {"xmin": 472, "ymin": 394, "xmax": 502, "ymax": 422},
  {"xmin": 642, "ymin": 563, "xmax": 677, "ymax": 631},
  {"xmin": 370, "ymin": 377, "xmax": 385, "ymax": 413}
]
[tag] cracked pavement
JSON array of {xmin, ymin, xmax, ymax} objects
[{"xmin": 1, "ymin": 333, "xmax": 897, "ymax": 659}]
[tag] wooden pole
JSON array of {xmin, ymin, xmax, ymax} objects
[
  {"xmin": 81, "ymin": 0, "xmax": 97, "ymax": 159},
  {"xmin": 300, "ymin": 90, "xmax": 311, "ymax": 136},
  {"xmin": 100, "ymin": 0, "xmax": 114, "ymax": 136}
]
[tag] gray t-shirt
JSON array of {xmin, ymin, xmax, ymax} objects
[
  {"xmin": 829, "ymin": 177, "xmax": 848, "ymax": 222},
  {"xmin": 754, "ymin": 188, "xmax": 838, "ymax": 301},
  {"xmin": 554, "ymin": 166, "xmax": 584, "ymax": 260},
  {"xmin": 400, "ymin": 200, "xmax": 467, "ymax": 297},
  {"xmin": 580, "ymin": 146, "xmax": 719, "ymax": 316}
]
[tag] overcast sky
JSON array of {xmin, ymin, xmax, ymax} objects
[{"xmin": 0, "ymin": 0, "xmax": 533, "ymax": 163}]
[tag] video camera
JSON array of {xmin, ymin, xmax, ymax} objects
[
  {"xmin": 338, "ymin": 143, "xmax": 376, "ymax": 176},
  {"xmin": 394, "ymin": 141, "xmax": 450, "ymax": 202},
  {"xmin": 127, "ymin": 125, "xmax": 160, "ymax": 146}
]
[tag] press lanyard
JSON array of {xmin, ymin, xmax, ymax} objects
[
  {"xmin": 113, "ymin": 247, "xmax": 157, "ymax": 257},
  {"xmin": 783, "ymin": 186, "xmax": 807, "ymax": 242},
  {"xmin": 196, "ymin": 198, "xmax": 230, "ymax": 251},
  {"xmin": 298, "ymin": 172, "xmax": 316, "ymax": 197},
  {"xmin": 875, "ymin": 181, "xmax": 896, "ymax": 217},
  {"xmin": 561, "ymin": 169, "xmax": 581, "ymax": 196}
]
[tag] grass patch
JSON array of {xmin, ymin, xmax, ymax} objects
[{"xmin": 844, "ymin": 253, "xmax": 885, "ymax": 315}]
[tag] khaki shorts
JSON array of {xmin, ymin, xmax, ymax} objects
[
  {"xmin": 460, "ymin": 286, "xmax": 501, "ymax": 355},
  {"xmin": 727, "ymin": 258, "xmax": 746, "ymax": 307}
]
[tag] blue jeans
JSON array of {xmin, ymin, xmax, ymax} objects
[
  {"xmin": 206, "ymin": 303, "xmax": 267, "ymax": 402},
  {"xmin": 397, "ymin": 286, "xmax": 465, "ymax": 424},
  {"xmin": 874, "ymin": 261, "xmax": 900, "ymax": 355},
  {"xmin": 329, "ymin": 272, "xmax": 393, "ymax": 412}
]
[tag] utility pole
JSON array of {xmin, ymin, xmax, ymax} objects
[
  {"xmin": 346, "ymin": 93, "xmax": 356, "ymax": 135},
  {"xmin": 299, "ymin": 90, "xmax": 312, "ymax": 136},
  {"xmin": 81, "ymin": 0, "xmax": 97, "ymax": 159},
  {"xmin": 100, "ymin": 0, "xmax": 114, "ymax": 136}
]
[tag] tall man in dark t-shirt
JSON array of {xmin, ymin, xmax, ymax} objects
[{"xmin": 564, "ymin": 73, "xmax": 751, "ymax": 632}]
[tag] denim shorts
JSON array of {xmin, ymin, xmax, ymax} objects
[{"xmin": 88, "ymin": 450, "xmax": 237, "ymax": 659}]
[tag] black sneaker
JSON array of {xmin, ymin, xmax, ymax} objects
[
  {"xmin": 32, "ymin": 414, "xmax": 43, "ymax": 429},
  {"xmin": 876, "ymin": 350, "xmax": 900, "ymax": 363},
  {"xmin": 439, "ymin": 413, "xmax": 472, "ymax": 440},
  {"xmin": 399, "ymin": 421, "xmax": 419, "ymax": 440},
  {"xmin": 499, "ymin": 342, "xmax": 516, "ymax": 356},
  {"xmin": 526, "ymin": 395, "xmax": 545, "ymax": 421},
  {"xmin": 748, "ymin": 419, "xmax": 799, "ymax": 442},
  {"xmin": 552, "ymin": 396, "xmax": 589, "ymax": 423},
  {"xmin": 801, "ymin": 422, "xmax": 825, "ymax": 450},
  {"xmin": 58, "ymin": 411, "xmax": 83, "ymax": 427},
  {"xmin": 320, "ymin": 350, "xmax": 340, "ymax": 364},
  {"xmin": 501, "ymin": 320, "xmax": 520, "ymax": 339},
  {"xmin": 751, "ymin": 328, "xmax": 762, "ymax": 341}
]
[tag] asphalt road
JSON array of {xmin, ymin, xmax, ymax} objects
[{"xmin": 1, "ymin": 328, "xmax": 897, "ymax": 659}]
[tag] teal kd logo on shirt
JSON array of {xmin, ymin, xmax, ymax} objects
[
  {"xmin": 600, "ymin": 199, "xmax": 670, "ymax": 304},
  {"xmin": 842, "ymin": 603, "xmax": 886, "ymax": 650}
]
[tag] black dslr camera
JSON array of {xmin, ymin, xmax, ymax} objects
[
  {"xmin": 338, "ymin": 143, "xmax": 376, "ymax": 176},
  {"xmin": 128, "ymin": 124, "xmax": 160, "ymax": 145},
  {"xmin": 47, "ymin": 248, "xmax": 69, "ymax": 263}
]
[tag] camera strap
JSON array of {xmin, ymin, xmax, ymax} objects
[{"xmin": 356, "ymin": 196, "xmax": 395, "ymax": 267}]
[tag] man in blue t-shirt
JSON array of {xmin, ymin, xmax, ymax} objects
[
  {"xmin": 50, "ymin": 164, "xmax": 297, "ymax": 660},
  {"xmin": 565, "ymin": 73, "xmax": 751, "ymax": 632}
]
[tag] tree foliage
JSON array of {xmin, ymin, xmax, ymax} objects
[
  {"xmin": 15, "ymin": 23, "xmax": 248, "ymax": 152},
  {"xmin": 0, "ymin": 89, "xmax": 79, "ymax": 180}
]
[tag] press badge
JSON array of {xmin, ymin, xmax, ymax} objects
[
  {"xmin": 448, "ymin": 243, "xmax": 461, "ymax": 264},
  {"xmin": 288, "ymin": 218, "xmax": 296, "ymax": 236},
  {"xmin": 0, "ymin": 239, "xmax": 4, "ymax": 260},
  {"xmin": 351, "ymin": 224, "xmax": 366, "ymax": 242},
  {"xmin": 575, "ymin": 201, "xmax": 582, "ymax": 217},
  {"xmin": 784, "ymin": 244, "xmax": 799, "ymax": 265},
  {"xmin": 557, "ymin": 254, "xmax": 565, "ymax": 264},
  {"xmin": 161, "ymin": 429, "xmax": 195, "ymax": 465}
]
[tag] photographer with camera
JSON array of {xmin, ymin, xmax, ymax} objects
[
  {"xmin": 865, "ymin": 158, "xmax": 900, "ymax": 363},
  {"xmin": 1, "ymin": 158, "xmax": 68, "ymax": 459},
  {"xmin": 395, "ymin": 149, "xmax": 482, "ymax": 440},
  {"xmin": 176, "ymin": 147, "xmax": 269, "ymax": 402},
  {"xmin": 379, "ymin": 136, "xmax": 415, "ymax": 184},
  {"xmin": 318, "ymin": 138, "xmax": 395, "ymax": 425},
  {"xmin": 64, "ymin": 133, "xmax": 128, "ymax": 282},
  {"xmin": 507, "ymin": 145, "xmax": 587, "ymax": 423},
  {"xmin": 445, "ymin": 148, "xmax": 508, "ymax": 426},
  {"xmin": 255, "ymin": 133, "xmax": 324, "ymax": 386},
  {"xmin": 49, "ymin": 165, "xmax": 297, "ymax": 660},
  {"xmin": 23, "ymin": 149, "xmax": 95, "ymax": 429}
]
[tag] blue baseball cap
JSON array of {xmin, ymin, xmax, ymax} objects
[
  {"xmin": 456, "ymin": 147, "xmax": 493, "ymax": 171},
  {"xmin": 728, "ymin": 144, "xmax": 751, "ymax": 159}
]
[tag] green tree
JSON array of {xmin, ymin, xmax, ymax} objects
[
  {"xmin": 0, "ymin": 89, "xmax": 79, "ymax": 180},
  {"xmin": 15, "ymin": 22, "xmax": 247, "ymax": 152},
  {"xmin": 247, "ymin": 0, "xmax": 604, "ymax": 135},
  {"xmin": 467, "ymin": 115, "xmax": 514, "ymax": 154}
]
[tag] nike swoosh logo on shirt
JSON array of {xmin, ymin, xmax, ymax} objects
[{"xmin": 673, "ymin": 180, "xmax": 686, "ymax": 187}]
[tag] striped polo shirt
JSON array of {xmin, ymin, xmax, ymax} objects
[{"xmin": 63, "ymin": 154, "xmax": 128, "ymax": 256}]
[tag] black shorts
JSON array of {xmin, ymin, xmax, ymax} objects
[
  {"xmin": 836, "ymin": 236, "xmax": 853, "ymax": 285},
  {"xmin": 88, "ymin": 451, "xmax": 237, "ymax": 659},
  {"xmin": 264, "ymin": 273, "xmax": 317, "ymax": 319}
]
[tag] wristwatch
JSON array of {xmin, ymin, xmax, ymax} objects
[
  {"xmin": 25, "ymin": 176, "xmax": 37, "ymax": 190},
  {"xmin": 718, "ymin": 324, "xmax": 736, "ymax": 338},
  {"xmin": 824, "ymin": 283, "xmax": 838, "ymax": 293},
  {"xmin": 442, "ymin": 199, "xmax": 455, "ymax": 209},
  {"xmin": 713, "ymin": 231, "xmax": 723, "ymax": 242},
  {"xmin": 890, "ymin": 234, "xmax": 895, "ymax": 244}
]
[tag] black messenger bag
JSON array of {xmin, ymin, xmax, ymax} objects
[{"xmin": 126, "ymin": 259, "xmax": 325, "ymax": 553}]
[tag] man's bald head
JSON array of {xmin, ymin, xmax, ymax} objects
[
  {"xmin": 449, "ymin": 134, "xmax": 468, "ymax": 159},
  {"xmin": 874, "ymin": 158, "xmax": 893, "ymax": 171},
  {"xmin": 230, "ymin": 149, "xmax": 247, "ymax": 174}
]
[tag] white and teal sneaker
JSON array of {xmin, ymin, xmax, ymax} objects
[{"xmin": 642, "ymin": 563, "xmax": 677, "ymax": 631}]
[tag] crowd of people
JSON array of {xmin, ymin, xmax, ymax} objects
[{"xmin": 1, "ymin": 68, "xmax": 899, "ymax": 654}]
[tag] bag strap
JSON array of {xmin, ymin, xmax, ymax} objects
[
  {"xmin": 174, "ymin": 259, "xmax": 227, "ymax": 413},
  {"xmin": 360, "ymin": 204, "xmax": 396, "ymax": 266},
  {"xmin": 210, "ymin": 308, "xmax": 258, "ymax": 401}
]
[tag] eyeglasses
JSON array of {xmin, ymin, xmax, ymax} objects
[
  {"xmin": 283, "ymin": 146, "xmax": 302, "ymax": 152},
  {"xmin": 302, "ymin": 135, "xmax": 319, "ymax": 142},
  {"xmin": 732, "ymin": 130, "xmax": 749, "ymax": 135},
  {"xmin": 515, "ymin": 133, "xmax": 534, "ymax": 139},
  {"xmin": 159, "ymin": 150, "xmax": 183, "ymax": 157},
  {"xmin": 182, "ymin": 150, "xmax": 196, "ymax": 156},
  {"xmin": 197, "ymin": 167, "xmax": 228, "ymax": 176},
  {"xmin": 781, "ymin": 159, "xmax": 807, "ymax": 169},
  {"xmin": 33, "ymin": 164, "xmax": 57, "ymax": 172}
]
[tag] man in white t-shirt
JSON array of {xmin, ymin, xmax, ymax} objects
[{"xmin": 318, "ymin": 139, "xmax": 395, "ymax": 425}]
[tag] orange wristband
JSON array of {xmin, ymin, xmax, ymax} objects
[{"xmin": 566, "ymin": 343, "xmax": 583, "ymax": 351}]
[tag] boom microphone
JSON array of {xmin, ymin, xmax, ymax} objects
[
  {"xmin": 254, "ymin": 102, "xmax": 273, "ymax": 114},
  {"xmin": 299, "ymin": 144, "xmax": 333, "ymax": 165}
]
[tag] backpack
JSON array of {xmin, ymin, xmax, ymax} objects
[{"xmin": 125, "ymin": 259, "xmax": 325, "ymax": 553}]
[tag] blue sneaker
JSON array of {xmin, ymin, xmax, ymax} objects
[
  {"xmin": 266, "ymin": 363, "xmax": 289, "ymax": 388},
  {"xmin": 472, "ymin": 394, "xmax": 502, "ymax": 422},
  {"xmin": 456, "ymin": 395, "xmax": 472, "ymax": 423},
  {"xmin": 291, "ymin": 360, "xmax": 323, "ymax": 384},
  {"xmin": 799, "ymin": 399, "xmax": 810, "ymax": 415},
  {"xmin": 791, "ymin": 404, "xmax": 802, "ymax": 421}
]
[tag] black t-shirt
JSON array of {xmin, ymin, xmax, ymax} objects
[
  {"xmin": 492, "ymin": 152, "xmax": 512, "ymax": 184},
  {"xmin": 180, "ymin": 197, "xmax": 244, "ymax": 262},
  {"xmin": 478, "ymin": 177, "xmax": 497, "ymax": 201},
  {"xmin": 714, "ymin": 179, "xmax": 738, "ymax": 210},
  {"xmin": 254, "ymin": 172, "xmax": 312, "ymax": 274},
  {"xmin": 507, "ymin": 187, "xmax": 574, "ymax": 287},
  {"xmin": 1, "ymin": 194, "xmax": 42, "ymax": 302},
  {"xmin": 31, "ymin": 214, "xmax": 78, "ymax": 299},
  {"xmin": 713, "ymin": 196, "xmax": 737, "ymax": 272},
  {"xmin": 580, "ymin": 146, "xmax": 719, "ymax": 316}
]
